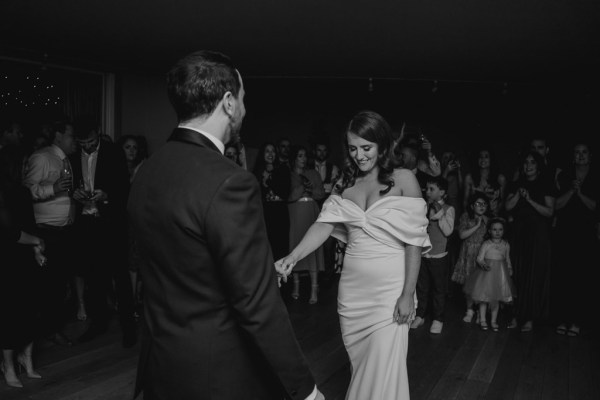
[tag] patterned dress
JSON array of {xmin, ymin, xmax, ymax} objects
[{"xmin": 451, "ymin": 212, "xmax": 487, "ymax": 284}]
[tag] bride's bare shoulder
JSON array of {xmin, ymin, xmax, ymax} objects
[{"xmin": 393, "ymin": 168, "xmax": 422, "ymax": 198}]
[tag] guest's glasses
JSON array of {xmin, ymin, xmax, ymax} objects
[{"xmin": 474, "ymin": 201, "xmax": 488, "ymax": 207}]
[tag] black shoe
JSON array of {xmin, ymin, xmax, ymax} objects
[
  {"xmin": 48, "ymin": 332, "xmax": 73, "ymax": 346},
  {"xmin": 122, "ymin": 329, "xmax": 137, "ymax": 348},
  {"xmin": 78, "ymin": 325, "xmax": 108, "ymax": 343}
]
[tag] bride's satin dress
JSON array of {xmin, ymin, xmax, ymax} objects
[{"xmin": 317, "ymin": 195, "xmax": 431, "ymax": 400}]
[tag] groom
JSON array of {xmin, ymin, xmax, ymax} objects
[{"xmin": 128, "ymin": 51, "xmax": 323, "ymax": 400}]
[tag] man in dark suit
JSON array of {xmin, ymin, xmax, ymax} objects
[
  {"xmin": 128, "ymin": 51, "xmax": 323, "ymax": 400},
  {"xmin": 70, "ymin": 122, "xmax": 136, "ymax": 347}
]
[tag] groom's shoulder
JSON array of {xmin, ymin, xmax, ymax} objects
[{"xmin": 219, "ymin": 166, "xmax": 259, "ymax": 191}]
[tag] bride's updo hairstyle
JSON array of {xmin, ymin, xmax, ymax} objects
[{"xmin": 336, "ymin": 110, "xmax": 396, "ymax": 195}]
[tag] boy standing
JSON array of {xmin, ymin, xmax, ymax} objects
[{"xmin": 411, "ymin": 176, "xmax": 455, "ymax": 334}]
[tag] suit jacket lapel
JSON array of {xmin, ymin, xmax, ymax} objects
[{"xmin": 168, "ymin": 128, "xmax": 221, "ymax": 154}]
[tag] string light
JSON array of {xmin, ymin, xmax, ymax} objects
[{"xmin": 0, "ymin": 74, "xmax": 62, "ymax": 108}]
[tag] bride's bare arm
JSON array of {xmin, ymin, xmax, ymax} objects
[
  {"xmin": 276, "ymin": 222, "xmax": 335, "ymax": 275},
  {"xmin": 394, "ymin": 244, "xmax": 422, "ymax": 324},
  {"xmin": 392, "ymin": 168, "xmax": 422, "ymax": 198},
  {"xmin": 392, "ymin": 168, "xmax": 424, "ymax": 324}
]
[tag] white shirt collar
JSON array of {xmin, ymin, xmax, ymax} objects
[
  {"xmin": 82, "ymin": 141, "xmax": 100, "ymax": 158},
  {"xmin": 178, "ymin": 125, "xmax": 225, "ymax": 154}
]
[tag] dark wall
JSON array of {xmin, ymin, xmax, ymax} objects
[{"xmin": 241, "ymin": 77, "xmax": 597, "ymax": 174}]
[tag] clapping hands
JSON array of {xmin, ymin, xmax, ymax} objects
[
  {"xmin": 33, "ymin": 240, "xmax": 47, "ymax": 267},
  {"xmin": 518, "ymin": 187, "xmax": 530, "ymax": 202},
  {"xmin": 301, "ymin": 175, "xmax": 313, "ymax": 196},
  {"xmin": 572, "ymin": 179, "xmax": 582, "ymax": 194}
]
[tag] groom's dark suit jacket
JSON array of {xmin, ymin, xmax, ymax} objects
[{"xmin": 128, "ymin": 128, "xmax": 315, "ymax": 400}]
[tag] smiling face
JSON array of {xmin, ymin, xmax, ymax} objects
[
  {"xmin": 522, "ymin": 154, "xmax": 539, "ymax": 178},
  {"xmin": 478, "ymin": 150, "xmax": 491, "ymax": 169},
  {"xmin": 573, "ymin": 144, "xmax": 590, "ymax": 166},
  {"xmin": 347, "ymin": 132, "xmax": 378, "ymax": 174},
  {"xmin": 263, "ymin": 144, "xmax": 276, "ymax": 164}
]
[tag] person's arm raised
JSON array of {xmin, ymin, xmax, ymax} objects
[{"xmin": 276, "ymin": 222, "xmax": 334, "ymax": 279}]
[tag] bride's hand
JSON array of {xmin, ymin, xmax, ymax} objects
[
  {"xmin": 274, "ymin": 255, "xmax": 296, "ymax": 284},
  {"xmin": 393, "ymin": 294, "xmax": 415, "ymax": 325}
]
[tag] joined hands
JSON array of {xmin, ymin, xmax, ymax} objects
[{"xmin": 274, "ymin": 256, "xmax": 296, "ymax": 287}]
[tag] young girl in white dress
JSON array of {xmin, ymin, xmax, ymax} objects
[{"xmin": 463, "ymin": 218, "xmax": 516, "ymax": 331}]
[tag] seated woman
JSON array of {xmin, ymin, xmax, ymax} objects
[{"xmin": 287, "ymin": 145, "xmax": 325, "ymax": 303}]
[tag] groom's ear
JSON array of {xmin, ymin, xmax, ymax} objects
[{"xmin": 222, "ymin": 91, "xmax": 236, "ymax": 118}]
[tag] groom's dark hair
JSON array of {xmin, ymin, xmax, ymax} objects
[{"xmin": 167, "ymin": 50, "xmax": 241, "ymax": 122}]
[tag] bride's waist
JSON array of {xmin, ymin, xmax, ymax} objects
[{"xmin": 345, "ymin": 241, "xmax": 404, "ymax": 258}]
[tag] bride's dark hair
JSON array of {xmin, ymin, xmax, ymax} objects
[{"xmin": 335, "ymin": 110, "xmax": 396, "ymax": 195}]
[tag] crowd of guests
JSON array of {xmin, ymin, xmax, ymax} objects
[
  {"xmin": 252, "ymin": 137, "xmax": 341, "ymax": 304},
  {"xmin": 2, "ymin": 116, "xmax": 599, "ymax": 389},
  {"xmin": 401, "ymin": 136, "xmax": 598, "ymax": 337},
  {"xmin": 0, "ymin": 119, "xmax": 148, "ymax": 388},
  {"xmin": 248, "ymin": 130, "xmax": 598, "ymax": 339}
]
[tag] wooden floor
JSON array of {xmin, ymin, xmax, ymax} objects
[{"xmin": 2, "ymin": 276, "xmax": 599, "ymax": 400}]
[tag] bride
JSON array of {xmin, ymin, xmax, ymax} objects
[{"xmin": 276, "ymin": 110, "xmax": 431, "ymax": 399}]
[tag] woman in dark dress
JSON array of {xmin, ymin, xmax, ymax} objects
[
  {"xmin": 553, "ymin": 142, "xmax": 598, "ymax": 336},
  {"xmin": 505, "ymin": 151, "xmax": 556, "ymax": 332},
  {"xmin": 464, "ymin": 148, "xmax": 506, "ymax": 217},
  {"xmin": 253, "ymin": 142, "xmax": 291, "ymax": 261},
  {"xmin": 287, "ymin": 145, "xmax": 325, "ymax": 304},
  {"xmin": 0, "ymin": 145, "xmax": 46, "ymax": 388}
]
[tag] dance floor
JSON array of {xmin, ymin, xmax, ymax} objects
[{"xmin": 1, "ymin": 274, "xmax": 599, "ymax": 399}]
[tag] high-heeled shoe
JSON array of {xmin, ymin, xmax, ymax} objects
[
  {"xmin": 309, "ymin": 284, "xmax": 318, "ymax": 305},
  {"xmin": 520, "ymin": 320, "xmax": 533, "ymax": 333},
  {"xmin": 490, "ymin": 321, "xmax": 499, "ymax": 332},
  {"xmin": 77, "ymin": 300, "xmax": 87, "ymax": 321},
  {"xmin": 16, "ymin": 354, "xmax": 42, "ymax": 379},
  {"xmin": 291, "ymin": 278, "xmax": 300, "ymax": 300},
  {"xmin": 1, "ymin": 362, "xmax": 23, "ymax": 388}
]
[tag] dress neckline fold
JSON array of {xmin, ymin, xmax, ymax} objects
[{"xmin": 331, "ymin": 194, "xmax": 422, "ymax": 213}]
